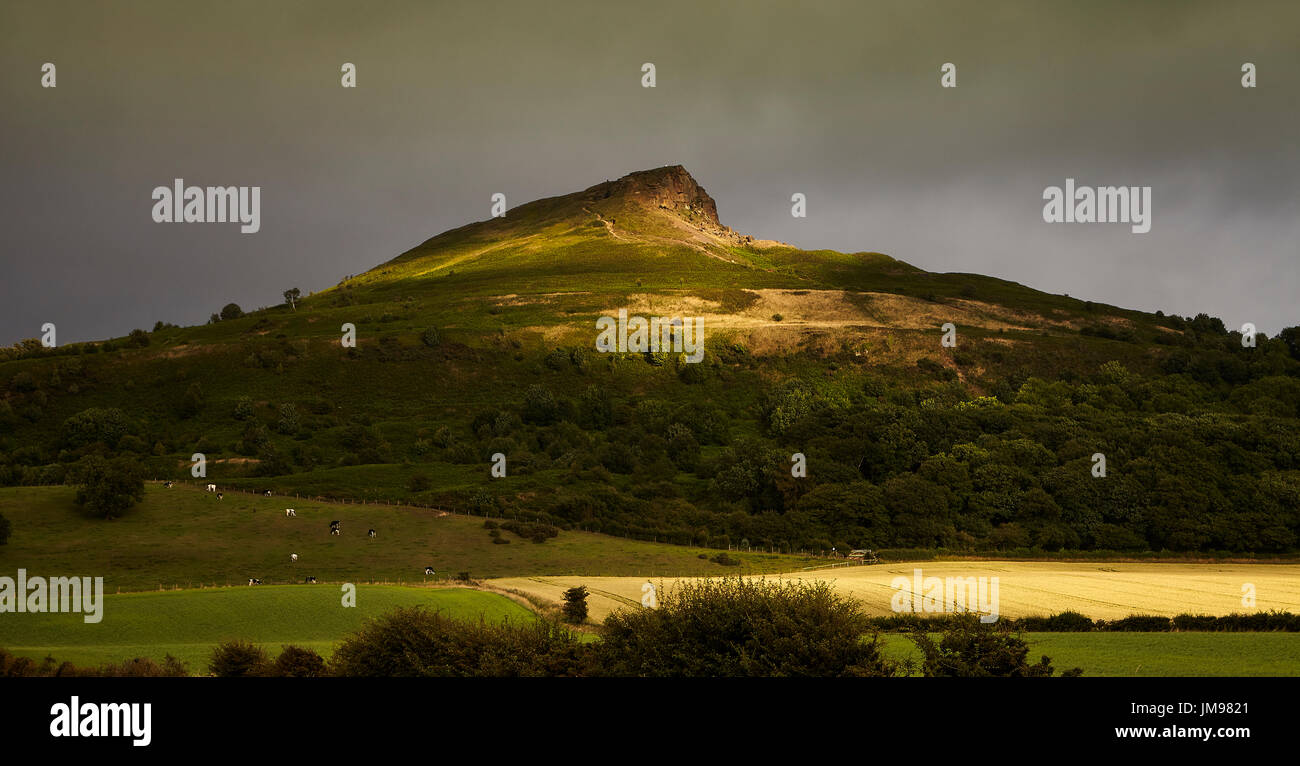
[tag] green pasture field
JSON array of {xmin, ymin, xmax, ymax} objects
[
  {"xmin": 0, "ymin": 484, "xmax": 826, "ymax": 592},
  {"xmin": 0, "ymin": 584, "xmax": 532, "ymax": 673},
  {"xmin": 879, "ymin": 632, "xmax": 1300, "ymax": 677}
]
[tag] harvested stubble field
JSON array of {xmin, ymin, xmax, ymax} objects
[{"xmin": 488, "ymin": 560, "xmax": 1300, "ymax": 623}]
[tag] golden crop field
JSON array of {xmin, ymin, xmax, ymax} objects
[{"xmin": 489, "ymin": 561, "xmax": 1300, "ymax": 623}]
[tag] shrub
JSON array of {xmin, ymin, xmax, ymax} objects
[
  {"xmin": 562, "ymin": 585, "xmax": 590, "ymax": 624},
  {"xmin": 209, "ymin": 639, "xmax": 269, "ymax": 677},
  {"xmin": 596, "ymin": 578, "xmax": 895, "ymax": 677},
  {"xmin": 1172, "ymin": 614, "xmax": 1219, "ymax": 632},
  {"xmin": 220, "ymin": 303, "xmax": 244, "ymax": 321},
  {"xmin": 1101, "ymin": 615, "xmax": 1172, "ymax": 632},
  {"xmin": 94, "ymin": 655, "xmax": 189, "ymax": 677},
  {"xmin": 276, "ymin": 403, "xmax": 300, "ymax": 435},
  {"xmin": 0, "ymin": 649, "xmax": 189, "ymax": 677},
  {"xmin": 179, "ymin": 382, "xmax": 203, "ymax": 419},
  {"xmin": 910, "ymin": 613, "xmax": 1082, "ymax": 677},
  {"xmin": 330, "ymin": 607, "xmax": 588, "ymax": 677},
  {"xmin": 233, "ymin": 396, "xmax": 255, "ymax": 421},
  {"xmin": 1018, "ymin": 611, "xmax": 1094, "ymax": 632},
  {"xmin": 501, "ymin": 520, "xmax": 559, "ymax": 544},
  {"xmin": 268, "ymin": 645, "xmax": 327, "ymax": 677}
]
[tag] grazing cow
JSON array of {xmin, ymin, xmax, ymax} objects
[
  {"xmin": 368, "ymin": 529, "xmax": 376, "ymax": 539},
  {"xmin": 248, "ymin": 578, "xmax": 262, "ymax": 586},
  {"xmin": 329, "ymin": 520, "xmax": 341, "ymax": 536},
  {"xmin": 216, "ymin": 493, "xmax": 223, "ymax": 500},
  {"xmin": 290, "ymin": 553, "xmax": 298, "ymax": 562},
  {"xmin": 163, "ymin": 481, "xmax": 173, "ymax": 488},
  {"xmin": 285, "ymin": 508, "xmax": 296, "ymax": 517},
  {"xmin": 263, "ymin": 490, "xmax": 272, "ymax": 497},
  {"xmin": 424, "ymin": 566, "xmax": 435, "ymax": 576},
  {"xmin": 305, "ymin": 576, "xmax": 317, "ymax": 584},
  {"xmin": 206, "ymin": 484, "xmax": 216, "ymax": 492}
]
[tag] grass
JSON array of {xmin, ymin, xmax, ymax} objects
[
  {"xmin": 0, "ymin": 484, "xmax": 829, "ymax": 592},
  {"xmin": 879, "ymin": 632, "xmax": 1300, "ymax": 677},
  {"xmin": 0, "ymin": 584, "xmax": 532, "ymax": 672}
]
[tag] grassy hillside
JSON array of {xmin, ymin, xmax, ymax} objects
[{"xmin": 0, "ymin": 484, "xmax": 827, "ymax": 591}]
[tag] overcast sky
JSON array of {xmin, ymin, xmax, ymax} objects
[{"xmin": 2, "ymin": 0, "xmax": 1296, "ymax": 345}]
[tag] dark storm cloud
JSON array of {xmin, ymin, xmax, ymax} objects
[{"xmin": 1, "ymin": 0, "xmax": 1296, "ymax": 344}]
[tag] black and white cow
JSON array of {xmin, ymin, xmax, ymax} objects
[
  {"xmin": 163, "ymin": 481, "xmax": 173, "ymax": 488},
  {"xmin": 285, "ymin": 508, "xmax": 296, "ymax": 517},
  {"xmin": 248, "ymin": 578, "xmax": 262, "ymax": 586},
  {"xmin": 206, "ymin": 484, "xmax": 216, "ymax": 492},
  {"xmin": 368, "ymin": 529, "xmax": 376, "ymax": 539},
  {"xmin": 424, "ymin": 566, "xmax": 435, "ymax": 576},
  {"xmin": 329, "ymin": 520, "xmax": 341, "ymax": 536},
  {"xmin": 305, "ymin": 576, "xmax": 317, "ymax": 584},
  {"xmin": 216, "ymin": 493, "xmax": 224, "ymax": 500},
  {"xmin": 263, "ymin": 490, "xmax": 273, "ymax": 497},
  {"xmin": 290, "ymin": 553, "xmax": 299, "ymax": 562}
]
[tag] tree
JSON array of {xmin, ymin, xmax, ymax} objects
[
  {"xmin": 268, "ymin": 645, "xmax": 326, "ymax": 677},
  {"xmin": 562, "ymin": 585, "xmax": 590, "ymax": 624},
  {"xmin": 1280, "ymin": 326, "xmax": 1300, "ymax": 361},
  {"xmin": 521, "ymin": 384, "xmax": 559, "ymax": 425},
  {"xmin": 209, "ymin": 639, "xmax": 269, "ymax": 677},
  {"xmin": 910, "ymin": 613, "xmax": 1082, "ymax": 677},
  {"xmin": 70, "ymin": 455, "xmax": 145, "ymax": 520},
  {"xmin": 179, "ymin": 382, "xmax": 204, "ymax": 419},
  {"xmin": 233, "ymin": 395, "xmax": 254, "ymax": 421},
  {"xmin": 276, "ymin": 402, "xmax": 300, "ymax": 435},
  {"xmin": 126, "ymin": 329, "xmax": 150, "ymax": 348},
  {"xmin": 219, "ymin": 303, "xmax": 244, "ymax": 321},
  {"xmin": 283, "ymin": 288, "xmax": 301, "ymax": 311},
  {"xmin": 329, "ymin": 607, "xmax": 588, "ymax": 677},
  {"xmin": 597, "ymin": 578, "xmax": 896, "ymax": 677},
  {"xmin": 62, "ymin": 407, "xmax": 131, "ymax": 449}
]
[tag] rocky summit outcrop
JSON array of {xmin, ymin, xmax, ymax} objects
[
  {"xmin": 588, "ymin": 165, "xmax": 720, "ymax": 223},
  {"xmin": 583, "ymin": 165, "xmax": 753, "ymax": 246}
]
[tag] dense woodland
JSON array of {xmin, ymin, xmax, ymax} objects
[{"xmin": 2, "ymin": 305, "xmax": 1298, "ymax": 556}]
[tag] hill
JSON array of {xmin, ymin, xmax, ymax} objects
[{"xmin": 1, "ymin": 165, "xmax": 1298, "ymax": 560}]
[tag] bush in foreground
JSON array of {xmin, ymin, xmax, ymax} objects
[
  {"xmin": 0, "ymin": 648, "xmax": 188, "ymax": 677},
  {"xmin": 329, "ymin": 608, "xmax": 589, "ymax": 677},
  {"xmin": 596, "ymin": 577, "xmax": 896, "ymax": 677},
  {"xmin": 268, "ymin": 645, "xmax": 328, "ymax": 677},
  {"xmin": 910, "ymin": 614, "xmax": 1083, "ymax": 677},
  {"xmin": 209, "ymin": 639, "xmax": 269, "ymax": 677}
]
